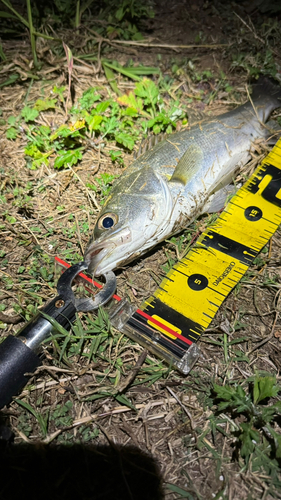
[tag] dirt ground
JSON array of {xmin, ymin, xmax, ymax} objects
[{"xmin": 1, "ymin": 1, "xmax": 281, "ymax": 499}]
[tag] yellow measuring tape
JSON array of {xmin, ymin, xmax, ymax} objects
[{"xmin": 111, "ymin": 138, "xmax": 281, "ymax": 373}]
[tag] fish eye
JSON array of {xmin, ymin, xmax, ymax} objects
[{"xmin": 97, "ymin": 213, "xmax": 118, "ymax": 230}]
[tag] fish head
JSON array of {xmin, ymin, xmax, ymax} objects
[{"xmin": 84, "ymin": 166, "xmax": 173, "ymax": 276}]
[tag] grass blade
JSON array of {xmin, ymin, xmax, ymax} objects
[{"xmin": 102, "ymin": 61, "xmax": 122, "ymax": 95}]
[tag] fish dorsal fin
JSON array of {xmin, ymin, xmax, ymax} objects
[
  {"xmin": 134, "ymin": 133, "xmax": 167, "ymax": 159},
  {"xmin": 186, "ymin": 106, "xmax": 208, "ymax": 126},
  {"xmin": 170, "ymin": 144, "xmax": 204, "ymax": 185}
]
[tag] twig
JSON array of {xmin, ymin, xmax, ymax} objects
[
  {"xmin": 43, "ymin": 429, "xmax": 63, "ymax": 444},
  {"xmin": 166, "ymin": 386, "xmax": 194, "ymax": 430},
  {"xmin": 17, "ymin": 218, "xmax": 40, "ymax": 245},
  {"xmin": 86, "ymin": 28, "xmax": 228, "ymax": 51},
  {"xmin": 14, "ymin": 428, "xmax": 31, "ymax": 442},
  {"xmin": 270, "ymin": 311, "xmax": 280, "ymax": 336},
  {"xmin": 96, "ymin": 38, "xmax": 102, "ymax": 74},
  {"xmin": 0, "ymin": 293, "xmax": 17, "ymax": 300},
  {"xmin": 69, "ymin": 166, "xmax": 100, "ymax": 209},
  {"xmin": 117, "ymin": 349, "xmax": 147, "ymax": 393},
  {"xmin": 73, "ymin": 56, "xmax": 96, "ymax": 70},
  {"xmin": 234, "ymin": 12, "xmax": 265, "ymax": 45},
  {"xmin": 234, "ymin": 12, "xmax": 279, "ymax": 57},
  {"xmin": 75, "ymin": 213, "xmax": 84, "ymax": 254},
  {"xmin": 246, "ymin": 331, "xmax": 275, "ymax": 356},
  {"xmin": 99, "ymin": 39, "xmax": 229, "ymax": 51}
]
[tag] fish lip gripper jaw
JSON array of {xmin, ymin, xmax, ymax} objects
[{"xmin": 0, "ymin": 262, "xmax": 116, "ymax": 409}]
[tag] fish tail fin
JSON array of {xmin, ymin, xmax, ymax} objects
[{"xmin": 251, "ymin": 76, "xmax": 281, "ymax": 118}]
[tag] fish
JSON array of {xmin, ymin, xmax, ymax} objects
[{"xmin": 84, "ymin": 77, "xmax": 281, "ymax": 276}]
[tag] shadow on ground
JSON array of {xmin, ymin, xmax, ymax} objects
[{"xmin": 0, "ymin": 426, "xmax": 164, "ymax": 500}]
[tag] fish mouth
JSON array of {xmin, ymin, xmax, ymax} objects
[
  {"xmin": 84, "ymin": 226, "xmax": 133, "ymax": 276},
  {"xmin": 84, "ymin": 241, "xmax": 116, "ymax": 276}
]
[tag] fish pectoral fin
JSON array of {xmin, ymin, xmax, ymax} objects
[
  {"xmin": 263, "ymin": 119, "xmax": 281, "ymax": 145},
  {"xmin": 202, "ymin": 183, "xmax": 240, "ymax": 214},
  {"xmin": 170, "ymin": 144, "xmax": 204, "ymax": 185}
]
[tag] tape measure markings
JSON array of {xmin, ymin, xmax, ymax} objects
[{"xmin": 143, "ymin": 296, "xmax": 204, "ymax": 340}]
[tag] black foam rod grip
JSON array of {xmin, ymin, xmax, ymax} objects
[{"xmin": 0, "ymin": 335, "xmax": 41, "ymax": 409}]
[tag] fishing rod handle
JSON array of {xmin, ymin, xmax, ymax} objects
[{"xmin": 0, "ymin": 295, "xmax": 76, "ymax": 409}]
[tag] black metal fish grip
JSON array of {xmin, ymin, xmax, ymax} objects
[{"xmin": 0, "ymin": 262, "xmax": 116, "ymax": 409}]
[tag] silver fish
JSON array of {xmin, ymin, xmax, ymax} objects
[{"xmin": 84, "ymin": 78, "xmax": 281, "ymax": 276}]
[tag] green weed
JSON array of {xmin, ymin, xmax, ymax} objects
[
  {"xmin": 210, "ymin": 374, "xmax": 281, "ymax": 494},
  {"xmin": 86, "ymin": 173, "xmax": 118, "ymax": 204},
  {"xmin": 50, "ymin": 400, "xmax": 73, "ymax": 427},
  {"xmin": 203, "ymin": 333, "xmax": 249, "ymax": 364},
  {"xmin": 231, "ymin": 50, "xmax": 278, "ymax": 79},
  {"xmin": 5, "ymin": 78, "xmax": 185, "ymax": 171},
  {"xmin": 15, "ymin": 399, "xmax": 49, "ymax": 437}
]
